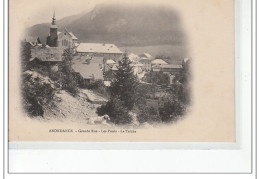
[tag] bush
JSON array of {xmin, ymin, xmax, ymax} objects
[
  {"xmin": 136, "ymin": 104, "xmax": 161, "ymax": 123},
  {"xmin": 20, "ymin": 42, "xmax": 31, "ymax": 72},
  {"xmin": 158, "ymin": 97, "xmax": 186, "ymax": 122},
  {"xmin": 142, "ymin": 71, "xmax": 170, "ymax": 87},
  {"xmin": 97, "ymin": 97, "xmax": 132, "ymax": 125},
  {"xmin": 22, "ymin": 71, "xmax": 55, "ymax": 117},
  {"xmin": 53, "ymin": 54, "xmax": 79, "ymax": 95},
  {"xmin": 103, "ymin": 69, "xmax": 115, "ymax": 80}
]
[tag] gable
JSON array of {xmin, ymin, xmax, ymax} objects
[{"xmin": 58, "ymin": 28, "xmax": 73, "ymax": 39}]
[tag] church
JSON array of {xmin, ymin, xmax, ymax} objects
[{"xmin": 46, "ymin": 12, "xmax": 78, "ymax": 49}]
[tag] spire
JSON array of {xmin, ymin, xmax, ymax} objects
[{"xmin": 52, "ymin": 10, "xmax": 56, "ymax": 25}]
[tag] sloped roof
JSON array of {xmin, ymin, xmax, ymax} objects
[
  {"xmin": 69, "ymin": 32, "xmax": 78, "ymax": 40},
  {"xmin": 106, "ymin": 59, "xmax": 116, "ymax": 64},
  {"xmin": 24, "ymin": 36, "xmax": 40, "ymax": 43},
  {"xmin": 111, "ymin": 65, "xmax": 118, "ymax": 71},
  {"xmin": 72, "ymin": 62, "xmax": 103, "ymax": 80},
  {"xmin": 57, "ymin": 28, "xmax": 72, "ymax": 38},
  {"xmin": 91, "ymin": 56, "xmax": 104, "ymax": 64},
  {"xmin": 159, "ymin": 64, "xmax": 183, "ymax": 69},
  {"xmin": 77, "ymin": 43, "xmax": 123, "ymax": 54},
  {"xmin": 139, "ymin": 52, "xmax": 153, "ymax": 59},
  {"xmin": 132, "ymin": 63, "xmax": 143, "ymax": 67},
  {"xmin": 127, "ymin": 53, "xmax": 140, "ymax": 62},
  {"xmin": 151, "ymin": 59, "xmax": 168, "ymax": 65},
  {"xmin": 183, "ymin": 58, "xmax": 190, "ymax": 63},
  {"xmin": 57, "ymin": 28, "xmax": 77, "ymax": 40},
  {"xmin": 30, "ymin": 47, "xmax": 63, "ymax": 62}
]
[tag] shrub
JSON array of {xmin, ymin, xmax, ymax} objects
[
  {"xmin": 142, "ymin": 71, "xmax": 170, "ymax": 87},
  {"xmin": 136, "ymin": 104, "xmax": 161, "ymax": 123},
  {"xmin": 97, "ymin": 97, "xmax": 132, "ymax": 125},
  {"xmin": 54, "ymin": 52, "xmax": 79, "ymax": 95},
  {"xmin": 20, "ymin": 41, "xmax": 31, "ymax": 72},
  {"xmin": 22, "ymin": 71, "xmax": 55, "ymax": 117},
  {"xmin": 158, "ymin": 97, "xmax": 186, "ymax": 122}
]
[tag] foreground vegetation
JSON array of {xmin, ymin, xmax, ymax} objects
[
  {"xmin": 21, "ymin": 42, "xmax": 191, "ymax": 125},
  {"xmin": 97, "ymin": 53, "xmax": 191, "ymax": 125}
]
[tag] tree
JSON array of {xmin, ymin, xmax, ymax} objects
[
  {"xmin": 136, "ymin": 104, "xmax": 161, "ymax": 123},
  {"xmin": 158, "ymin": 59, "xmax": 192, "ymax": 122},
  {"xmin": 142, "ymin": 71, "xmax": 170, "ymax": 87},
  {"xmin": 96, "ymin": 53, "xmax": 138, "ymax": 124},
  {"xmin": 158, "ymin": 97, "xmax": 185, "ymax": 122},
  {"xmin": 21, "ymin": 41, "xmax": 32, "ymax": 71},
  {"xmin": 178, "ymin": 58, "xmax": 191, "ymax": 105},
  {"xmin": 53, "ymin": 48, "xmax": 79, "ymax": 95},
  {"xmin": 109, "ymin": 53, "xmax": 138, "ymax": 110},
  {"xmin": 97, "ymin": 97, "xmax": 132, "ymax": 125}
]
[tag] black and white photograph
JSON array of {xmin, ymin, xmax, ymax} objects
[
  {"xmin": 9, "ymin": 0, "xmax": 235, "ymax": 142},
  {"xmin": 20, "ymin": 2, "xmax": 191, "ymax": 128}
]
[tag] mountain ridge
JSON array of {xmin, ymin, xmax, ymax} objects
[{"xmin": 26, "ymin": 3, "xmax": 187, "ymax": 47}]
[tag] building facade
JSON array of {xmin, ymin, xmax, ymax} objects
[
  {"xmin": 139, "ymin": 53, "xmax": 153, "ymax": 71},
  {"xmin": 46, "ymin": 12, "xmax": 78, "ymax": 49},
  {"xmin": 76, "ymin": 43, "xmax": 123, "ymax": 62}
]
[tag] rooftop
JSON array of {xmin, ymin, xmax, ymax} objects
[
  {"xmin": 127, "ymin": 53, "xmax": 140, "ymax": 62},
  {"xmin": 151, "ymin": 59, "xmax": 168, "ymax": 65},
  {"xmin": 76, "ymin": 43, "xmax": 123, "ymax": 54},
  {"xmin": 24, "ymin": 36, "xmax": 40, "ymax": 43},
  {"xmin": 30, "ymin": 47, "xmax": 63, "ymax": 62},
  {"xmin": 139, "ymin": 52, "xmax": 153, "ymax": 59},
  {"xmin": 159, "ymin": 64, "xmax": 183, "ymax": 69},
  {"xmin": 106, "ymin": 59, "xmax": 116, "ymax": 64},
  {"xmin": 72, "ymin": 61, "xmax": 104, "ymax": 80},
  {"xmin": 57, "ymin": 28, "xmax": 78, "ymax": 40}
]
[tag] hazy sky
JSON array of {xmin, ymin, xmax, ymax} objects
[
  {"xmin": 20, "ymin": 0, "xmax": 97, "ymax": 27},
  {"xmin": 15, "ymin": 0, "xmax": 180, "ymax": 27}
]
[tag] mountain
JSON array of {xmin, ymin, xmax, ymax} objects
[{"xmin": 26, "ymin": 3, "xmax": 187, "ymax": 48}]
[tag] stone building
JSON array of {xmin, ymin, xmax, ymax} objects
[
  {"xmin": 46, "ymin": 11, "xmax": 78, "ymax": 49},
  {"xmin": 76, "ymin": 43, "xmax": 123, "ymax": 62},
  {"xmin": 139, "ymin": 53, "xmax": 153, "ymax": 71}
]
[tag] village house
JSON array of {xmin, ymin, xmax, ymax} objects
[
  {"xmin": 24, "ymin": 36, "xmax": 41, "ymax": 47},
  {"xmin": 72, "ymin": 59, "xmax": 104, "ymax": 84},
  {"xmin": 30, "ymin": 46, "xmax": 63, "ymax": 62},
  {"xmin": 83, "ymin": 56, "xmax": 104, "ymax": 65},
  {"xmin": 103, "ymin": 59, "xmax": 117, "ymax": 71},
  {"xmin": 127, "ymin": 53, "xmax": 140, "ymax": 62},
  {"xmin": 46, "ymin": 12, "xmax": 78, "ymax": 49},
  {"xmin": 76, "ymin": 43, "xmax": 123, "ymax": 62},
  {"xmin": 151, "ymin": 59, "xmax": 168, "ymax": 66},
  {"xmin": 28, "ymin": 46, "xmax": 64, "ymax": 72},
  {"xmin": 153, "ymin": 64, "xmax": 183, "ymax": 73},
  {"xmin": 139, "ymin": 53, "xmax": 153, "ymax": 71},
  {"xmin": 131, "ymin": 63, "xmax": 143, "ymax": 76}
]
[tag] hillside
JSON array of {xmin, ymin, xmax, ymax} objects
[{"xmin": 26, "ymin": 3, "xmax": 187, "ymax": 47}]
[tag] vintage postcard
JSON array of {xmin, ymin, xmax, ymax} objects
[{"xmin": 9, "ymin": 0, "xmax": 235, "ymax": 142}]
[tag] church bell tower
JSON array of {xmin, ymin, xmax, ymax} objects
[{"xmin": 47, "ymin": 11, "xmax": 58, "ymax": 47}]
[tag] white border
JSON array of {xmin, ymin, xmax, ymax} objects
[
  {"xmin": 7, "ymin": 0, "xmax": 245, "ymax": 151},
  {"xmin": 3, "ymin": 0, "xmax": 256, "ymax": 177}
]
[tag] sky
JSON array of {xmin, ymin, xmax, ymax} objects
[
  {"xmin": 15, "ymin": 0, "xmax": 181, "ymax": 27},
  {"xmin": 18, "ymin": 0, "xmax": 97, "ymax": 27}
]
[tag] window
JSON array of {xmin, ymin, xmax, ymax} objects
[{"xmin": 62, "ymin": 39, "xmax": 68, "ymax": 46}]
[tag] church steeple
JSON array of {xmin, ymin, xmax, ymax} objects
[
  {"xmin": 47, "ymin": 10, "xmax": 58, "ymax": 47},
  {"xmin": 52, "ymin": 10, "xmax": 56, "ymax": 25}
]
